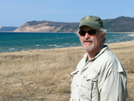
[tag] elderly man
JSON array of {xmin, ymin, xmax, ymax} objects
[{"xmin": 70, "ymin": 16, "xmax": 128, "ymax": 101}]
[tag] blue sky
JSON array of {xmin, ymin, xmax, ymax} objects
[{"xmin": 0, "ymin": 0, "xmax": 134, "ymax": 27}]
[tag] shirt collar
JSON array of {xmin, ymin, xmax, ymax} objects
[{"xmin": 83, "ymin": 45, "xmax": 109, "ymax": 62}]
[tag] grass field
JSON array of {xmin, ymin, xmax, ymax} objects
[{"xmin": 0, "ymin": 41, "xmax": 134, "ymax": 101}]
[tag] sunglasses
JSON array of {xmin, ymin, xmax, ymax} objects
[{"xmin": 79, "ymin": 29, "xmax": 97, "ymax": 36}]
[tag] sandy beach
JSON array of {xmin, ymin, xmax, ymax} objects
[{"xmin": 0, "ymin": 40, "xmax": 134, "ymax": 101}]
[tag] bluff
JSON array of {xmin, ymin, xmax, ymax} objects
[
  {"xmin": 14, "ymin": 21, "xmax": 78, "ymax": 32},
  {"xmin": 14, "ymin": 16, "xmax": 134, "ymax": 32}
]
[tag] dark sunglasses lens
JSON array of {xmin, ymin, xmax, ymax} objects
[
  {"xmin": 79, "ymin": 31, "xmax": 86, "ymax": 36},
  {"xmin": 79, "ymin": 30, "xmax": 96, "ymax": 36},
  {"xmin": 88, "ymin": 30, "xmax": 96, "ymax": 35}
]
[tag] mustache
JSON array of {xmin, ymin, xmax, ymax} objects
[{"xmin": 83, "ymin": 39, "xmax": 93, "ymax": 41}]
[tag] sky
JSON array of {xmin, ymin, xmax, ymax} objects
[{"xmin": 0, "ymin": 0, "xmax": 134, "ymax": 27}]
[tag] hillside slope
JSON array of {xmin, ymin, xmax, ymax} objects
[
  {"xmin": 14, "ymin": 21, "xmax": 78, "ymax": 32},
  {"xmin": 14, "ymin": 16, "xmax": 134, "ymax": 32}
]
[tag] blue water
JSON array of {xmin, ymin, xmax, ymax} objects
[{"xmin": 0, "ymin": 32, "xmax": 134, "ymax": 52}]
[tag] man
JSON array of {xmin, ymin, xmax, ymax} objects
[{"xmin": 70, "ymin": 16, "xmax": 128, "ymax": 101}]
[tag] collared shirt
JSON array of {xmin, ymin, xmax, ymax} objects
[{"xmin": 70, "ymin": 45, "xmax": 128, "ymax": 101}]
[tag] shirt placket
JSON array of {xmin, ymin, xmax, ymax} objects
[{"xmin": 81, "ymin": 60, "xmax": 93, "ymax": 74}]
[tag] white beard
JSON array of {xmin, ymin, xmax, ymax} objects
[{"xmin": 82, "ymin": 41, "xmax": 95, "ymax": 52}]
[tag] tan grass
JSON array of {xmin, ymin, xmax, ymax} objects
[{"xmin": 0, "ymin": 41, "xmax": 134, "ymax": 101}]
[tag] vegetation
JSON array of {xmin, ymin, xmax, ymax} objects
[
  {"xmin": 0, "ymin": 27, "xmax": 18, "ymax": 32},
  {"xmin": 0, "ymin": 41, "xmax": 134, "ymax": 101},
  {"xmin": 104, "ymin": 16, "xmax": 134, "ymax": 32}
]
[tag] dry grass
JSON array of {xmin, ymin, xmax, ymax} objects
[{"xmin": 0, "ymin": 41, "xmax": 134, "ymax": 101}]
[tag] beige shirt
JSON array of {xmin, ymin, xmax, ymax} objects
[{"xmin": 70, "ymin": 45, "xmax": 128, "ymax": 101}]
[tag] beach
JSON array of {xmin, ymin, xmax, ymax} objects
[{"xmin": 0, "ymin": 40, "xmax": 134, "ymax": 101}]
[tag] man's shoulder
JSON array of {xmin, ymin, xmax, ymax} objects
[
  {"xmin": 98, "ymin": 45, "xmax": 119, "ymax": 62},
  {"xmin": 98, "ymin": 49, "xmax": 126, "ymax": 73}
]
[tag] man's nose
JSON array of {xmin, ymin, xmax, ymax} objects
[{"xmin": 84, "ymin": 33, "xmax": 90, "ymax": 39}]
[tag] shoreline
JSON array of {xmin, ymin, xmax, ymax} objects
[
  {"xmin": 128, "ymin": 34, "xmax": 134, "ymax": 37},
  {"xmin": 108, "ymin": 32, "xmax": 134, "ymax": 33},
  {"xmin": 1, "ymin": 40, "xmax": 134, "ymax": 54},
  {"xmin": 0, "ymin": 32, "xmax": 134, "ymax": 53},
  {"xmin": 1, "ymin": 31, "xmax": 134, "ymax": 33}
]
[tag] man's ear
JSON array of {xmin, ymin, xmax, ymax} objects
[{"xmin": 101, "ymin": 33, "xmax": 106, "ymax": 41}]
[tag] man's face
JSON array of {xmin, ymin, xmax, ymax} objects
[{"xmin": 78, "ymin": 26, "xmax": 105, "ymax": 52}]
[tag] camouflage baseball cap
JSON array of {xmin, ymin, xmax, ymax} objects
[{"xmin": 79, "ymin": 16, "xmax": 103, "ymax": 29}]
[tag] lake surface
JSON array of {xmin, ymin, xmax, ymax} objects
[{"xmin": 0, "ymin": 32, "xmax": 134, "ymax": 52}]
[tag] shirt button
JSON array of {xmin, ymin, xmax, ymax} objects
[{"xmin": 77, "ymin": 85, "xmax": 78, "ymax": 87}]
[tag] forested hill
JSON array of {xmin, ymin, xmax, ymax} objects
[
  {"xmin": 103, "ymin": 16, "xmax": 134, "ymax": 32},
  {"xmin": 13, "ymin": 16, "xmax": 134, "ymax": 32},
  {"xmin": 0, "ymin": 27, "xmax": 18, "ymax": 32}
]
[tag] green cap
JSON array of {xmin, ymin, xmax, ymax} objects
[{"xmin": 79, "ymin": 16, "xmax": 103, "ymax": 29}]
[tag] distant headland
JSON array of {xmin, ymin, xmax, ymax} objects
[{"xmin": 1, "ymin": 16, "xmax": 134, "ymax": 32}]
